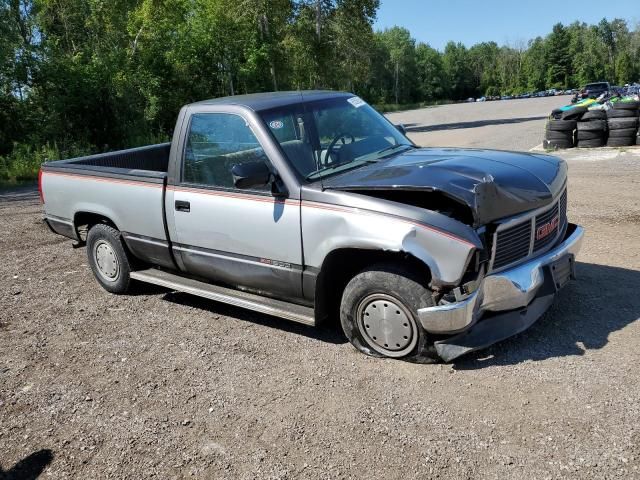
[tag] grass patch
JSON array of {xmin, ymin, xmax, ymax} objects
[
  {"xmin": 0, "ymin": 143, "xmax": 91, "ymax": 184},
  {"xmin": 0, "ymin": 133, "xmax": 169, "ymax": 184}
]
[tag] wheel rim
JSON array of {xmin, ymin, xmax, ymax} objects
[
  {"xmin": 94, "ymin": 240, "xmax": 119, "ymax": 281},
  {"xmin": 356, "ymin": 293, "xmax": 418, "ymax": 358}
]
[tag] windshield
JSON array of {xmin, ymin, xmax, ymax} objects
[{"xmin": 260, "ymin": 96, "xmax": 412, "ymax": 181}]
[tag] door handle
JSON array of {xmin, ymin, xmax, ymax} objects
[{"xmin": 175, "ymin": 200, "xmax": 190, "ymax": 212}]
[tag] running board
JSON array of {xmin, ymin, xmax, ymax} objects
[{"xmin": 130, "ymin": 268, "xmax": 315, "ymax": 326}]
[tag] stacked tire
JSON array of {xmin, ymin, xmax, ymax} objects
[
  {"xmin": 544, "ymin": 119, "xmax": 575, "ymax": 149},
  {"xmin": 576, "ymin": 110, "xmax": 607, "ymax": 148},
  {"xmin": 606, "ymin": 101, "xmax": 639, "ymax": 147}
]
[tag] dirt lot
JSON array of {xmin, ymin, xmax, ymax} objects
[{"xmin": 1, "ymin": 102, "xmax": 640, "ymax": 478}]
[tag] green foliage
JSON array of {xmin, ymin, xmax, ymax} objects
[
  {"xmin": 0, "ymin": 143, "xmax": 89, "ymax": 183},
  {"xmin": 0, "ymin": 3, "xmax": 639, "ymax": 182}
]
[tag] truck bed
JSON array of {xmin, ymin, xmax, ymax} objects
[
  {"xmin": 46, "ymin": 142, "xmax": 171, "ymax": 176},
  {"xmin": 41, "ymin": 143, "xmax": 175, "ymax": 269}
]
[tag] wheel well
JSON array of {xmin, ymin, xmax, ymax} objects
[
  {"xmin": 73, "ymin": 212, "xmax": 119, "ymax": 242},
  {"xmin": 314, "ymin": 249, "xmax": 431, "ymax": 327}
]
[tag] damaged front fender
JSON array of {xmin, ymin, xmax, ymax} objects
[{"xmin": 300, "ymin": 189, "xmax": 481, "ymax": 287}]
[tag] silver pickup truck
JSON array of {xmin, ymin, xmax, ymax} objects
[{"xmin": 41, "ymin": 91, "xmax": 584, "ymax": 362}]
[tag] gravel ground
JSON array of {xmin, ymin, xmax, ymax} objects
[
  {"xmin": 1, "ymin": 105, "xmax": 640, "ymax": 478},
  {"xmin": 387, "ymin": 95, "xmax": 572, "ymax": 151}
]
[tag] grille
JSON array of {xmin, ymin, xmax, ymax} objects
[
  {"xmin": 491, "ymin": 188, "xmax": 568, "ymax": 271},
  {"xmin": 493, "ymin": 221, "xmax": 532, "ymax": 270},
  {"xmin": 559, "ymin": 188, "xmax": 567, "ymax": 226}
]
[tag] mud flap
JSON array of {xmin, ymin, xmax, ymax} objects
[{"xmin": 434, "ymin": 294, "xmax": 555, "ymax": 363}]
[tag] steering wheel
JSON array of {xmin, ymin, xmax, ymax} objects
[{"xmin": 324, "ymin": 132, "xmax": 355, "ymax": 166}]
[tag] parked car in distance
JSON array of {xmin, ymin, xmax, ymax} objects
[
  {"xmin": 578, "ymin": 81, "xmax": 610, "ymax": 99},
  {"xmin": 40, "ymin": 90, "xmax": 584, "ymax": 363}
]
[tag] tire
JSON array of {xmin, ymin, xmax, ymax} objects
[
  {"xmin": 608, "ymin": 128, "xmax": 638, "ymax": 138},
  {"xmin": 544, "ymin": 138, "xmax": 574, "ymax": 149},
  {"xmin": 608, "ymin": 118, "xmax": 639, "ymax": 130},
  {"xmin": 576, "ymin": 139, "xmax": 605, "ymax": 148},
  {"xmin": 606, "ymin": 108, "xmax": 637, "ymax": 118},
  {"xmin": 612, "ymin": 100, "xmax": 640, "ymax": 110},
  {"xmin": 576, "ymin": 130, "xmax": 604, "ymax": 141},
  {"xmin": 547, "ymin": 119, "xmax": 576, "ymax": 131},
  {"xmin": 576, "ymin": 120, "xmax": 607, "ymax": 132},
  {"xmin": 607, "ymin": 136, "xmax": 636, "ymax": 147},
  {"xmin": 340, "ymin": 263, "xmax": 436, "ymax": 362},
  {"xmin": 545, "ymin": 129, "xmax": 573, "ymax": 141},
  {"xmin": 550, "ymin": 108, "xmax": 563, "ymax": 119},
  {"xmin": 560, "ymin": 106, "xmax": 587, "ymax": 120},
  {"xmin": 86, "ymin": 224, "xmax": 132, "ymax": 294},
  {"xmin": 581, "ymin": 110, "xmax": 607, "ymax": 120}
]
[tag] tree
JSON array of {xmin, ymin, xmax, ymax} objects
[
  {"xmin": 443, "ymin": 41, "xmax": 472, "ymax": 99},
  {"xmin": 545, "ymin": 23, "xmax": 571, "ymax": 89},
  {"xmin": 377, "ymin": 27, "xmax": 416, "ymax": 104},
  {"xmin": 415, "ymin": 42, "xmax": 446, "ymax": 100}
]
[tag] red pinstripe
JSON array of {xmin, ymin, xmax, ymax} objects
[{"xmin": 43, "ymin": 171, "xmax": 475, "ymax": 248}]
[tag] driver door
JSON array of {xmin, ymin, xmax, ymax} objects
[{"xmin": 168, "ymin": 111, "xmax": 303, "ymax": 301}]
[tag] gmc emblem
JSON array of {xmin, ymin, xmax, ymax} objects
[{"xmin": 536, "ymin": 215, "xmax": 560, "ymax": 241}]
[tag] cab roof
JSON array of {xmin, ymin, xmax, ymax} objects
[{"xmin": 189, "ymin": 90, "xmax": 352, "ymax": 112}]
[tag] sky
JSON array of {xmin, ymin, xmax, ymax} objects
[{"xmin": 374, "ymin": 0, "xmax": 639, "ymax": 50}]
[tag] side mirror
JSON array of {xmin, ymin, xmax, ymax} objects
[
  {"xmin": 232, "ymin": 161, "xmax": 271, "ymax": 189},
  {"xmin": 395, "ymin": 124, "xmax": 407, "ymax": 136}
]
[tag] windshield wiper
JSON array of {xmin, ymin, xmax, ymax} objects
[
  {"xmin": 375, "ymin": 143, "xmax": 413, "ymax": 156},
  {"xmin": 304, "ymin": 145, "xmax": 414, "ymax": 181},
  {"xmin": 305, "ymin": 159, "xmax": 377, "ymax": 181}
]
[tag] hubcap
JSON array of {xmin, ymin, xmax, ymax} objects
[
  {"xmin": 356, "ymin": 294, "xmax": 418, "ymax": 358},
  {"xmin": 94, "ymin": 240, "xmax": 119, "ymax": 281}
]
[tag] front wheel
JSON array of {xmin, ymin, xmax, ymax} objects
[
  {"xmin": 86, "ymin": 224, "xmax": 132, "ymax": 294},
  {"xmin": 340, "ymin": 263, "xmax": 437, "ymax": 362}
]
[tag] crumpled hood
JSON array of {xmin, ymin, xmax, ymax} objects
[{"xmin": 321, "ymin": 147, "xmax": 567, "ymax": 225}]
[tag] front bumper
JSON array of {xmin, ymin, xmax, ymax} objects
[{"xmin": 418, "ymin": 223, "xmax": 584, "ymax": 361}]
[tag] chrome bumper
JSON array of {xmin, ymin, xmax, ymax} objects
[{"xmin": 418, "ymin": 223, "xmax": 584, "ymax": 335}]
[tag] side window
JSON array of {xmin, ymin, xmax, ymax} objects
[{"xmin": 183, "ymin": 113, "xmax": 270, "ymax": 190}]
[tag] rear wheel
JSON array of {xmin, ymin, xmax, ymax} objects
[
  {"xmin": 86, "ymin": 224, "xmax": 132, "ymax": 294},
  {"xmin": 340, "ymin": 263, "xmax": 436, "ymax": 361}
]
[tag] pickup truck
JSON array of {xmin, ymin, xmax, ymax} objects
[{"xmin": 41, "ymin": 91, "xmax": 584, "ymax": 362}]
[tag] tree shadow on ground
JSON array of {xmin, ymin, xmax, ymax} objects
[
  {"xmin": 404, "ymin": 116, "xmax": 547, "ymax": 133},
  {"xmin": 0, "ymin": 449, "xmax": 53, "ymax": 480},
  {"xmin": 0, "ymin": 186, "xmax": 38, "ymax": 203},
  {"xmin": 453, "ymin": 262, "xmax": 640, "ymax": 369}
]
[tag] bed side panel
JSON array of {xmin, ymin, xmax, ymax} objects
[{"xmin": 42, "ymin": 171, "xmax": 173, "ymax": 267}]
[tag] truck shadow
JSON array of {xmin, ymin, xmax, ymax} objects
[
  {"xmin": 453, "ymin": 262, "xmax": 640, "ymax": 369},
  {"xmin": 0, "ymin": 449, "xmax": 53, "ymax": 480},
  {"xmin": 142, "ymin": 261, "xmax": 639, "ymax": 359},
  {"xmin": 162, "ymin": 291, "xmax": 347, "ymax": 345}
]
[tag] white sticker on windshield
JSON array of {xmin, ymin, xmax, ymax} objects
[
  {"xmin": 347, "ymin": 96, "xmax": 366, "ymax": 108},
  {"xmin": 269, "ymin": 120, "xmax": 284, "ymax": 129}
]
